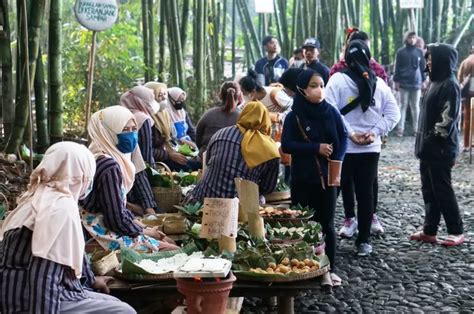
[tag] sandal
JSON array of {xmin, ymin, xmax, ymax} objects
[
  {"xmin": 410, "ymin": 231, "xmax": 437, "ymax": 244},
  {"xmin": 330, "ymin": 273, "xmax": 342, "ymax": 287},
  {"xmin": 440, "ymin": 234, "xmax": 465, "ymax": 247}
]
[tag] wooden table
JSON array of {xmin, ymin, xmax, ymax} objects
[{"xmin": 109, "ymin": 276, "xmax": 327, "ymax": 314}]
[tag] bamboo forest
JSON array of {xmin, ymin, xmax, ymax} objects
[{"xmin": 0, "ymin": 0, "xmax": 472, "ymax": 156}]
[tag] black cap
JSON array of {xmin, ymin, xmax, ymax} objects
[{"xmin": 302, "ymin": 38, "xmax": 320, "ymax": 49}]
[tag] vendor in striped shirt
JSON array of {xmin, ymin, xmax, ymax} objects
[
  {"xmin": 81, "ymin": 106, "xmax": 178, "ymax": 252},
  {"xmin": 187, "ymin": 101, "xmax": 280, "ymax": 203},
  {"xmin": 0, "ymin": 142, "xmax": 135, "ymax": 314},
  {"xmin": 120, "ymin": 86, "xmax": 161, "ymax": 215}
]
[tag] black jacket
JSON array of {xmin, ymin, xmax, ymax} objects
[
  {"xmin": 393, "ymin": 45, "xmax": 426, "ymax": 90},
  {"xmin": 415, "ymin": 44, "xmax": 460, "ymax": 163}
]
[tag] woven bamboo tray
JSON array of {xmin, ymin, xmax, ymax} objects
[
  {"xmin": 114, "ymin": 267, "xmax": 175, "ymax": 282},
  {"xmin": 264, "ymin": 191, "xmax": 291, "ymax": 203},
  {"xmin": 263, "ymin": 214, "xmax": 314, "ymax": 225},
  {"xmin": 234, "ymin": 265, "xmax": 329, "ymax": 283}
]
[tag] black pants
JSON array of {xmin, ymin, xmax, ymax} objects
[
  {"xmin": 291, "ymin": 181, "xmax": 337, "ymax": 271},
  {"xmin": 342, "ymin": 177, "xmax": 379, "ymax": 217},
  {"xmin": 420, "ymin": 161, "xmax": 463, "ymax": 236},
  {"xmin": 341, "ymin": 153, "xmax": 380, "ymax": 245}
]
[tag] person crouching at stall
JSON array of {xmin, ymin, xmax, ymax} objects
[
  {"xmin": 0, "ymin": 142, "xmax": 136, "ymax": 314},
  {"xmin": 81, "ymin": 106, "xmax": 178, "ymax": 252},
  {"xmin": 120, "ymin": 86, "xmax": 161, "ymax": 215},
  {"xmin": 187, "ymin": 101, "xmax": 280, "ymax": 204},
  {"xmin": 281, "ymin": 69, "xmax": 347, "ymax": 286}
]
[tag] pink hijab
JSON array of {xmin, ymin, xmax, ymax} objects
[
  {"xmin": 120, "ymin": 86, "xmax": 158, "ymax": 129},
  {"xmin": 0, "ymin": 142, "xmax": 96, "ymax": 277}
]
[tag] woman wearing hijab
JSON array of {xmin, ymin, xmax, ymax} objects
[
  {"xmin": 187, "ymin": 101, "xmax": 280, "ymax": 203},
  {"xmin": 144, "ymin": 82, "xmax": 198, "ymax": 172},
  {"xmin": 120, "ymin": 86, "xmax": 160, "ymax": 215},
  {"xmin": 195, "ymin": 81, "xmax": 241, "ymax": 156},
  {"xmin": 0, "ymin": 142, "xmax": 135, "ymax": 314},
  {"xmin": 81, "ymin": 106, "xmax": 178, "ymax": 252},
  {"xmin": 168, "ymin": 87, "xmax": 196, "ymax": 146},
  {"xmin": 325, "ymin": 40, "xmax": 400, "ymax": 256},
  {"xmin": 281, "ymin": 69, "xmax": 347, "ymax": 285}
]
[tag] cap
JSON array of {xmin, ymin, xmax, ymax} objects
[{"xmin": 302, "ymin": 38, "xmax": 320, "ymax": 49}]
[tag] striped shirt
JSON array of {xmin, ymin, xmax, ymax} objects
[
  {"xmin": 189, "ymin": 126, "xmax": 280, "ymax": 203},
  {"xmin": 152, "ymin": 126, "xmax": 170, "ymax": 162},
  {"xmin": 128, "ymin": 170, "xmax": 158, "ymax": 210},
  {"xmin": 81, "ymin": 156, "xmax": 143, "ymax": 237},
  {"xmin": 139, "ymin": 119, "xmax": 155, "ymax": 165},
  {"xmin": 0, "ymin": 227, "xmax": 94, "ymax": 313}
]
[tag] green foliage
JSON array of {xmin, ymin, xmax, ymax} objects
[{"xmin": 62, "ymin": 2, "xmax": 145, "ymax": 130}]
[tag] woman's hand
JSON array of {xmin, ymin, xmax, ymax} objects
[
  {"xmin": 169, "ymin": 151, "xmax": 188, "ymax": 165},
  {"xmin": 319, "ymin": 143, "xmax": 333, "ymax": 158},
  {"xmin": 92, "ymin": 276, "xmax": 115, "ymax": 294}
]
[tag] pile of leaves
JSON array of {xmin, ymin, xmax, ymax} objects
[
  {"xmin": 146, "ymin": 167, "xmax": 199, "ymax": 187},
  {"xmin": 266, "ymin": 221, "xmax": 322, "ymax": 245}
]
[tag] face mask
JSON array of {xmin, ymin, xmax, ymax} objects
[
  {"xmin": 159, "ymin": 100, "xmax": 168, "ymax": 111},
  {"xmin": 151, "ymin": 100, "xmax": 160, "ymax": 114},
  {"xmin": 293, "ymin": 60, "xmax": 305, "ymax": 68},
  {"xmin": 79, "ymin": 181, "xmax": 94, "ymax": 200},
  {"xmin": 298, "ymin": 86, "xmax": 324, "ymax": 104},
  {"xmin": 174, "ymin": 102, "xmax": 184, "ymax": 110},
  {"xmin": 116, "ymin": 131, "xmax": 138, "ymax": 154}
]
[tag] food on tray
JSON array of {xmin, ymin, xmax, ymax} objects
[
  {"xmin": 258, "ymin": 204, "xmax": 314, "ymax": 219},
  {"xmin": 249, "ymin": 258, "xmax": 320, "ymax": 275},
  {"xmin": 147, "ymin": 166, "xmax": 200, "ymax": 188},
  {"xmin": 267, "ymin": 221, "xmax": 322, "ymax": 244},
  {"xmin": 133, "ymin": 252, "xmax": 204, "ymax": 274}
]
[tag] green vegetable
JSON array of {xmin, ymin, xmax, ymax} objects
[{"xmin": 177, "ymin": 144, "xmax": 198, "ymax": 157}]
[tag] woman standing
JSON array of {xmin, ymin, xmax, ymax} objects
[
  {"xmin": 196, "ymin": 81, "xmax": 241, "ymax": 156},
  {"xmin": 0, "ymin": 142, "xmax": 135, "ymax": 313},
  {"xmin": 281, "ymin": 69, "xmax": 347, "ymax": 284}
]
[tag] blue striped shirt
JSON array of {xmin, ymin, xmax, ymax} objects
[
  {"xmin": 81, "ymin": 157, "xmax": 143, "ymax": 237},
  {"xmin": 0, "ymin": 227, "xmax": 93, "ymax": 313},
  {"xmin": 139, "ymin": 119, "xmax": 155, "ymax": 165},
  {"xmin": 189, "ymin": 126, "xmax": 280, "ymax": 203}
]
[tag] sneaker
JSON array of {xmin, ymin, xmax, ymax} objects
[
  {"xmin": 339, "ymin": 217, "xmax": 358, "ymax": 238},
  {"xmin": 370, "ymin": 214, "xmax": 384, "ymax": 235},
  {"xmin": 357, "ymin": 242, "xmax": 373, "ymax": 256},
  {"xmin": 440, "ymin": 234, "xmax": 465, "ymax": 247},
  {"xmin": 410, "ymin": 231, "xmax": 437, "ymax": 244}
]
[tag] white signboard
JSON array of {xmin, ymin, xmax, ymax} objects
[
  {"xmin": 255, "ymin": 0, "xmax": 274, "ymax": 13},
  {"xmin": 74, "ymin": 0, "xmax": 119, "ymax": 32},
  {"xmin": 400, "ymin": 0, "xmax": 424, "ymax": 9}
]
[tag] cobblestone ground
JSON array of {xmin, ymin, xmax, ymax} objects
[{"xmin": 242, "ymin": 136, "xmax": 474, "ymax": 313}]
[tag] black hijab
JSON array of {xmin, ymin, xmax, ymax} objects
[
  {"xmin": 292, "ymin": 69, "xmax": 330, "ymax": 121},
  {"xmin": 279, "ymin": 68, "xmax": 304, "ymax": 93},
  {"xmin": 343, "ymin": 39, "xmax": 377, "ymax": 112}
]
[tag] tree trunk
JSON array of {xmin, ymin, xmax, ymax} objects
[
  {"xmin": 236, "ymin": 0, "xmax": 256, "ymax": 64},
  {"xmin": 158, "ymin": 0, "xmax": 165, "ymax": 80},
  {"xmin": 195, "ymin": 0, "xmax": 206, "ymax": 111},
  {"xmin": 167, "ymin": 0, "xmax": 185, "ymax": 87},
  {"xmin": 220, "ymin": 0, "xmax": 227, "ymax": 77},
  {"xmin": 238, "ymin": 0, "xmax": 262, "ymax": 58},
  {"xmin": 6, "ymin": 0, "xmax": 46, "ymax": 154},
  {"xmin": 147, "ymin": 0, "xmax": 155, "ymax": 80},
  {"xmin": 142, "ymin": 0, "xmax": 150, "ymax": 82},
  {"xmin": 48, "ymin": 0, "xmax": 63, "ymax": 144},
  {"xmin": 180, "ymin": 0, "xmax": 190, "ymax": 51},
  {"xmin": 34, "ymin": 49, "xmax": 48, "ymax": 151},
  {"xmin": 0, "ymin": 0, "xmax": 14, "ymax": 140},
  {"xmin": 232, "ymin": 0, "xmax": 236, "ymax": 77}
]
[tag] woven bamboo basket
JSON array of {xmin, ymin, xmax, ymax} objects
[
  {"xmin": 91, "ymin": 250, "xmax": 119, "ymax": 276},
  {"xmin": 234, "ymin": 265, "xmax": 329, "ymax": 283},
  {"xmin": 153, "ymin": 162, "xmax": 182, "ymax": 212}
]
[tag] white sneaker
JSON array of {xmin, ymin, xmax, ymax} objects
[
  {"xmin": 339, "ymin": 217, "xmax": 358, "ymax": 238},
  {"xmin": 370, "ymin": 214, "xmax": 384, "ymax": 235}
]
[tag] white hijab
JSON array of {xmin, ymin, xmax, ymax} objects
[
  {"xmin": 0, "ymin": 142, "xmax": 96, "ymax": 277},
  {"xmin": 168, "ymin": 87, "xmax": 187, "ymax": 123},
  {"xmin": 88, "ymin": 106, "xmax": 146, "ymax": 193}
]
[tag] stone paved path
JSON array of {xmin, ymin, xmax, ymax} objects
[{"xmin": 243, "ymin": 136, "xmax": 474, "ymax": 313}]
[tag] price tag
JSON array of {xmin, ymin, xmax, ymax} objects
[{"xmin": 200, "ymin": 198, "xmax": 239, "ymax": 239}]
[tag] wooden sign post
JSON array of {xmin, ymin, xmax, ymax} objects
[
  {"xmin": 74, "ymin": 0, "xmax": 119, "ymax": 135},
  {"xmin": 234, "ymin": 178, "xmax": 265, "ymax": 240},
  {"xmin": 199, "ymin": 198, "xmax": 239, "ymax": 253}
]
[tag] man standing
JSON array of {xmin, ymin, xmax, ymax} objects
[
  {"xmin": 254, "ymin": 36, "xmax": 289, "ymax": 86},
  {"xmin": 457, "ymin": 44, "xmax": 474, "ymax": 151},
  {"xmin": 412, "ymin": 43, "xmax": 464, "ymax": 246},
  {"xmin": 300, "ymin": 38, "xmax": 330, "ymax": 84},
  {"xmin": 393, "ymin": 31, "xmax": 426, "ymax": 137}
]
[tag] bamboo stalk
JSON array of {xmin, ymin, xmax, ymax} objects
[
  {"xmin": 34, "ymin": 49, "xmax": 48, "ymax": 151},
  {"xmin": 158, "ymin": 0, "xmax": 165, "ymax": 80},
  {"xmin": 48, "ymin": 0, "xmax": 63, "ymax": 144},
  {"xmin": 147, "ymin": 0, "xmax": 155, "ymax": 79},
  {"xmin": 220, "ymin": 0, "xmax": 227, "ymax": 78},
  {"xmin": 0, "ymin": 0, "xmax": 14, "ymax": 140},
  {"xmin": 84, "ymin": 31, "xmax": 97, "ymax": 136},
  {"xmin": 232, "ymin": 0, "xmax": 236, "ymax": 77},
  {"xmin": 237, "ymin": 0, "xmax": 262, "ymax": 58},
  {"xmin": 142, "ymin": 0, "xmax": 150, "ymax": 82},
  {"xmin": 180, "ymin": 0, "xmax": 190, "ymax": 49}
]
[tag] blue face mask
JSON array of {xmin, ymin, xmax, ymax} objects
[{"xmin": 116, "ymin": 131, "xmax": 138, "ymax": 154}]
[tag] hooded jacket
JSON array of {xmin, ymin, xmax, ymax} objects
[
  {"xmin": 415, "ymin": 43, "xmax": 460, "ymax": 163},
  {"xmin": 393, "ymin": 44, "xmax": 426, "ymax": 90}
]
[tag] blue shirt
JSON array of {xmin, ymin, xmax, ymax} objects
[{"xmin": 255, "ymin": 55, "xmax": 289, "ymax": 86}]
